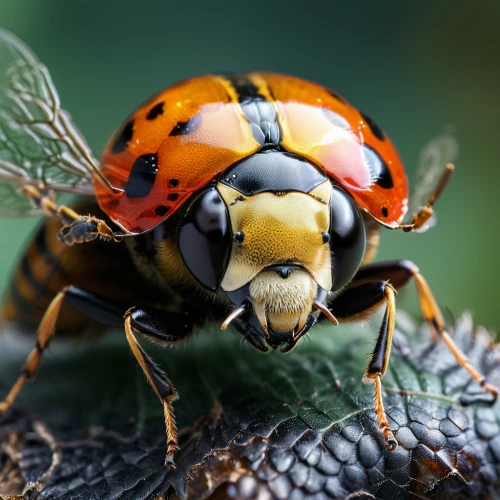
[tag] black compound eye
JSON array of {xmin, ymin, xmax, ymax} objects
[
  {"xmin": 178, "ymin": 187, "xmax": 232, "ymax": 291},
  {"xmin": 328, "ymin": 186, "xmax": 366, "ymax": 291}
]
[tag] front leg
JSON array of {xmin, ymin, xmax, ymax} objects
[
  {"xmin": 124, "ymin": 307, "xmax": 194, "ymax": 468},
  {"xmin": 324, "ymin": 260, "xmax": 499, "ymax": 451},
  {"xmin": 351, "ymin": 260, "xmax": 499, "ymax": 400},
  {"xmin": 329, "ymin": 280, "xmax": 398, "ymax": 450},
  {"xmin": 21, "ymin": 184, "xmax": 123, "ymax": 245},
  {"xmin": 0, "ymin": 283, "xmax": 194, "ymax": 468}
]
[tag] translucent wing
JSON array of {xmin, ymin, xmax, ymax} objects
[
  {"xmin": 407, "ymin": 132, "xmax": 459, "ymax": 232},
  {"xmin": 0, "ymin": 28, "xmax": 106, "ymax": 216}
]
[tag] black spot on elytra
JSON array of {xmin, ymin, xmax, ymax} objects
[
  {"xmin": 112, "ymin": 119, "xmax": 134, "ymax": 154},
  {"xmin": 381, "ymin": 207, "xmax": 389, "ymax": 218},
  {"xmin": 155, "ymin": 205, "xmax": 169, "ymax": 216},
  {"xmin": 363, "ymin": 145, "xmax": 394, "ymax": 189},
  {"xmin": 167, "ymin": 193, "xmax": 179, "ymax": 202},
  {"xmin": 125, "ymin": 153, "xmax": 158, "ymax": 198},
  {"xmin": 146, "ymin": 102, "xmax": 165, "ymax": 120},
  {"xmin": 360, "ymin": 111, "xmax": 385, "ymax": 141},
  {"xmin": 169, "ymin": 178, "xmax": 178, "ymax": 187},
  {"xmin": 169, "ymin": 113, "xmax": 202, "ymax": 136}
]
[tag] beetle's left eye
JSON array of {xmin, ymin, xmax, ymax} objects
[{"xmin": 177, "ymin": 187, "xmax": 232, "ymax": 291}]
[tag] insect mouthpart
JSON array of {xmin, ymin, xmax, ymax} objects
[
  {"xmin": 237, "ymin": 265, "xmax": 322, "ymax": 349},
  {"xmin": 220, "ymin": 301, "xmax": 250, "ymax": 330},
  {"xmin": 220, "ymin": 261, "xmax": 339, "ymax": 350},
  {"xmin": 312, "ymin": 300, "xmax": 339, "ymax": 326}
]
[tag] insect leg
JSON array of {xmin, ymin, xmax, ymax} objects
[
  {"xmin": 1, "ymin": 286, "xmax": 193, "ymax": 467},
  {"xmin": 124, "ymin": 307, "xmax": 195, "ymax": 469},
  {"xmin": 21, "ymin": 184, "xmax": 122, "ymax": 244},
  {"xmin": 328, "ymin": 280, "xmax": 398, "ymax": 450},
  {"xmin": 329, "ymin": 280, "xmax": 390, "ymax": 320},
  {"xmin": 0, "ymin": 286, "xmax": 125, "ymax": 416},
  {"xmin": 398, "ymin": 163, "xmax": 454, "ymax": 232},
  {"xmin": 349, "ymin": 260, "xmax": 499, "ymax": 401}
]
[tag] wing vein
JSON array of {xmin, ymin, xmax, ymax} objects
[{"xmin": 0, "ymin": 28, "xmax": 115, "ymax": 216}]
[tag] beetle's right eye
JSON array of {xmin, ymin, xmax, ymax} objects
[{"xmin": 177, "ymin": 187, "xmax": 232, "ymax": 291}]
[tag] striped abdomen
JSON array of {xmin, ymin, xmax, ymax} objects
[{"xmin": 1, "ymin": 202, "xmax": 151, "ymax": 334}]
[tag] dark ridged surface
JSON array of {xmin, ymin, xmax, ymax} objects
[{"xmin": 0, "ymin": 313, "xmax": 499, "ymax": 499}]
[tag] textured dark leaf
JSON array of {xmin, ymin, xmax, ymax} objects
[{"xmin": 0, "ymin": 312, "xmax": 499, "ymax": 499}]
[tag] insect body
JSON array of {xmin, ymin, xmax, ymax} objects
[{"xmin": 0, "ymin": 29, "xmax": 497, "ymax": 468}]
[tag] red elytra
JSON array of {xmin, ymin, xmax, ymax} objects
[{"xmin": 94, "ymin": 72, "xmax": 408, "ymax": 234}]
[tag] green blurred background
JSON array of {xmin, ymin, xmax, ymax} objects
[{"xmin": 0, "ymin": 0, "xmax": 498, "ymax": 329}]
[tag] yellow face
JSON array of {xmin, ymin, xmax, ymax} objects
[{"xmin": 218, "ymin": 180, "xmax": 333, "ymax": 335}]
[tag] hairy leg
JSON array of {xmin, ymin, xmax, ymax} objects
[{"xmin": 0, "ymin": 286, "xmax": 194, "ymax": 467}]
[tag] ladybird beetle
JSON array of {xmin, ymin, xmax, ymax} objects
[{"xmin": 0, "ymin": 29, "xmax": 496, "ymax": 468}]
